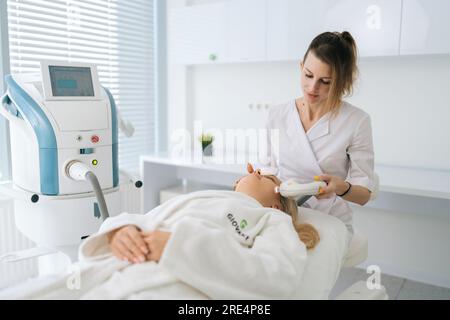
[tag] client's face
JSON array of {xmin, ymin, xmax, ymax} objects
[{"xmin": 235, "ymin": 164, "xmax": 282, "ymax": 210}]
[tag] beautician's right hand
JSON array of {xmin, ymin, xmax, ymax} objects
[{"xmin": 108, "ymin": 225, "xmax": 149, "ymax": 264}]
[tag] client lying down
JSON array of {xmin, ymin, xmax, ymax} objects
[{"xmin": 3, "ymin": 164, "xmax": 320, "ymax": 300}]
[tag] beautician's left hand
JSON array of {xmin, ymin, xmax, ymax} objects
[
  {"xmin": 142, "ymin": 230, "xmax": 171, "ymax": 262},
  {"xmin": 314, "ymin": 174, "xmax": 349, "ymax": 199}
]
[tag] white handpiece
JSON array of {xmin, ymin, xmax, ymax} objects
[
  {"xmin": 118, "ymin": 110, "xmax": 135, "ymax": 137},
  {"xmin": 275, "ymin": 179, "xmax": 327, "ymax": 201}
]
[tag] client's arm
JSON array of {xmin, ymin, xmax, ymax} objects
[{"xmin": 80, "ymin": 212, "xmax": 148, "ymax": 262}]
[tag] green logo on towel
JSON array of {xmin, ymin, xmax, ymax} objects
[{"xmin": 240, "ymin": 219, "xmax": 248, "ymax": 229}]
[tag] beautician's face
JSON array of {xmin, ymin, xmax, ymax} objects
[
  {"xmin": 235, "ymin": 165, "xmax": 282, "ymax": 210},
  {"xmin": 301, "ymin": 51, "xmax": 332, "ymax": 106}
]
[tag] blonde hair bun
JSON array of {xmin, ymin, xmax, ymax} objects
[{"xmin": 294, "ymin": 223, "xmax": 320, "ymax": 250}]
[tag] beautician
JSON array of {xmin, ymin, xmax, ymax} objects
[{"xmin": 258, "ymin": 31, "xmax": 375, "ymax": 237}]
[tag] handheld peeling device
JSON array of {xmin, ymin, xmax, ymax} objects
[{"xmin": 275, "ymin": 180, "xmax": 327, "ymax": 206}]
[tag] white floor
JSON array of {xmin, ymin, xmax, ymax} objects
[{"xmin": 330, "ymin": 267, "xmax": 450, "ymax": 300}]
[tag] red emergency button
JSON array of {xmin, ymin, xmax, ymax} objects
[{"xmin": 91, "ymin": 135, "xmax": 100, "ymax": 143}]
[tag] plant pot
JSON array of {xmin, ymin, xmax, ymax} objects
[{"xmin": 202, "ymin": 143, "xmax": 213, "ymax": 157}]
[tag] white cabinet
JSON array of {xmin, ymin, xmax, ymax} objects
[
  {"xmin": 267, "ymin": 0, "xmax": 402, "ymax": 60},
  {"xmin": 400, "ymin": 0, "xmax": 450, "ymax": 55},
  {"xmin": 266, "ymin": 0, "xmax": 327, "ymax": 61},
  {"xmin": 168, "ymin": 3, "xmax": 228, "ymax": 65},
  {"xmin": 169, "ymin": 0, "xmax": 449, "ymax": 65},
  {"xmin": 168, "ymin": 0, "xmax": 267, "ymax": 65},
  {"xmin": 321, "ymin": 0, "xmax": 402, "ymax": 57},
  {"xmin": 225, "ymin": 0, "xmax": 266, "ymax": 62}
]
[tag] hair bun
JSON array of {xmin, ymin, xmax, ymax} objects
[
  {"xmin": 341, "ymin": 31, "xmax": 355, "ymax": 44},
  {"xmin": 296, "ymin": 223, "xmax": 320, "ymax": 250}
]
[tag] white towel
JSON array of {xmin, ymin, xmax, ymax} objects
[{"xmin": 2, "ymin": 190, "xmax": 308, "ymax": 300}]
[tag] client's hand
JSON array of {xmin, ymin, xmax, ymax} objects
[
  {"xmin": 108, "ymin": 225, "xmax": 149, "ymax": 263},
  {"xmin": 142, "ymin": 230, "xmax": 171, "ymax": 263}
]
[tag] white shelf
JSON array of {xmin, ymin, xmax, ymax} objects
[
  {"xmin": 140, "ymin": 155, "xmax": 246, "ymax": 175},
  {"xmin": 141, "ymin": 154, "xmax": 254, "ymax": 211},
  {"xmin": 140, "ymin": 155, "xmax": 450, "ymax": 212},
  {"xmin": 376, "ymin": 164, "xmax": 450, "ymax": 200}
]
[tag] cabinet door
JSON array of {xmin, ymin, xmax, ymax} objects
[
  {"xmin": 267, "ymin": 0, "xmax": 328, "ymax": 61},
  {"xmin": 168, "ymin": 3, "xmax": 228, "ymax": 65},
  {"xmin": 225, "ymin": 0, "xmax": 267, "ymax": 62},
  {"xmin": 321, "ymin": 0, "xmax": 402, "ymax": 57},
  {"xmin": 400, "ymin": 0, "xmax": 450, "ymax": 55}
]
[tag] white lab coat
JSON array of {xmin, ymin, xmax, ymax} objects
[{"xmin": 258, "ymin": 99, "xmax": 375, "ymax": 232}]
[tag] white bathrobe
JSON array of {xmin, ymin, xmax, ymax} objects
[{"xmin": 3, "ymin": 190, "xmax": 308, "ymax": 300}]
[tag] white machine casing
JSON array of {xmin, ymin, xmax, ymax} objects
[
  {"xmin": 7, "ymin": 72, "xmax": 115, "ymax": 195},
  {"xmin": 0, "ymin": 62, "xmax": 122, "ymax": 263},
  {"xmin": 2, "ymin": 182, "xmax": 121, "ymax": 256}
]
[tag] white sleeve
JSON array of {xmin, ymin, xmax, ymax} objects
[
  {"xmin": 159, "ymin": 215, "xmax": 307, "ymax": 299},
  {"xmin": 79, "ymin": 212, "xmax": 147, "ymax": 262},
  {"xmin": 346, "ymin": 115, "xmax": 375, "ymax": 192},
  {"xmin": 253, "ymin": 109, "xmax": 279, "ymax": 176}
]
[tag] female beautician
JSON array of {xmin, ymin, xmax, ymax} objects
[{"xmin": 258, "ymin": 31, "xmax": 375, "ymax": 237}]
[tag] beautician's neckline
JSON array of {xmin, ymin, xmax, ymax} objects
[
  {"xmin": 295, "ymin": 97, "xmax": 329, "ymax": 119},
  {"xmin": 294, "ymin": 99, "xmax": 331, "ymax": 134}
]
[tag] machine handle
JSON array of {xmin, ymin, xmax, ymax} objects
[
  {"xmin": 117, "ymin": 110, "xmax": 135, "ymax": 138},
  {"xmin": 119, "ymin": 169, "xmax": 143, "ymax": 188},
  {"xmin": 0, "ymin": 93, "xmax": 22, "ymax": 125}
]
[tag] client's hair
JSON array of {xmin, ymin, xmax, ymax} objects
[
  {"xmin": 268, "ymin": 175, "xmax": 320, "ymax": 250},
  {"xmin": 279, "ymin": 193, "xmax": 320, "ymax": 250}
]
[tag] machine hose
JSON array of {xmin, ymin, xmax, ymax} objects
[{"xmin": 85, "ymin": 171, "xmax": 110, "ymax": 221}]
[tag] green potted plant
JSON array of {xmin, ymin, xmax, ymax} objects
[{"xmin": 198, "ymin": 133, "xmax": 214, "ymax": 157}]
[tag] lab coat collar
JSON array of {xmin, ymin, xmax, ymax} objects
[
  {"xmin": 287, "ymin": 100, "xmax": 330, "ymax": 143},
  {"xmin": 306, "ymin": 116, "xmax": 330, "ymax": 142}
]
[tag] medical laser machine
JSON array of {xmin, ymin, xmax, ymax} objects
[{"xmin": 0, "ymin": 61, "xmax": 138, "ymax": 270}]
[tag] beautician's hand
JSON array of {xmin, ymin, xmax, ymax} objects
[
  {"xmin": 142, "ymin": 230, "xmax": 171, "ymax": 263},
  {"xmin": 314, "ymin": 174, "xmax": 349, "ymax": 199},
  {"xmin": 108, "ymin": 225, "xmax": 149, "ymax": 263}
]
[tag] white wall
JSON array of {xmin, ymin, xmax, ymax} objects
[
  {"xmin": 189, "ymin": 56, "xmax": 450, "ymax": 170},
  {"xmin": 354, "ymin": 205, "xmax": 450, "ymax": 289}
]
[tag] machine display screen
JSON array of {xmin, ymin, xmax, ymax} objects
[{"xmin": 49, "ymin": 66, "xmax": 95, "ymax": 97}]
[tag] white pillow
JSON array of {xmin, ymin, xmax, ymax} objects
[{"xmin": 294, "ymin": 208, "xmax": 348, "ymax": 299}]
